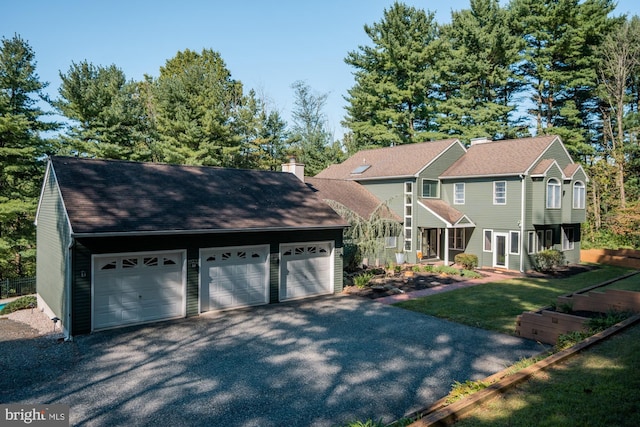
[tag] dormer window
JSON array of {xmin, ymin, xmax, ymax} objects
[
  {"xmin": 546, "ymin": 178, "xmax": 561, "ymax": 209},
  {"xmin": 422, "ymin": 179, "xmax": 439, "ymax": 198},
  {"xmin": 351, "ymin": 165, "xmax": 370, "ymax": 174}
]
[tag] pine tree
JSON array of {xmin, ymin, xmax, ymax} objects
[
  {"xmin": 0, "ymin": 35, "xmax": 56, "ymax": 277},
  {"xmin": 343, "ymin": 2, "xmax": 440, "ymax": 150},
  {"xmin": 510, "ymin": 0, "xmax": 618, "ymax": 157},
  {"xmin": 55, "ymin": 61, "xmax": 152, "ymax": 160},
  {"xmin": 436, "ymin": 0, "xmax": 525, "ymax": 142},
  {"xmin": 152, "ymin": 49, "xmax": 243, "ymax": 166}
]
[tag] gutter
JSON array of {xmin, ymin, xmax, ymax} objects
[{"xmin": 70, "ymin": 224, "xmax": 349, "ymax": 239}]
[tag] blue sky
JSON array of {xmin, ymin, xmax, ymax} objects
[{"xmin": 3, "ymin": 0, "xmax": 639, "ymax": 140}]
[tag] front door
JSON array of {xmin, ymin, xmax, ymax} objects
[
  {"xmin": 493, "ymin": 233, "xmax": 508, "ymax": 268},
  {"xmin": 421, "ymin": 229, "xmax": 439, "ymax": 259}
]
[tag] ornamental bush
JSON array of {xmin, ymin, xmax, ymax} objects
[
  {"xmin": 533, "ymin": 249, "xmax": 565, "ymax": 272},
  {"xmin": 454, "ymin": 253, "xmax": 478, "ymax": 270}
]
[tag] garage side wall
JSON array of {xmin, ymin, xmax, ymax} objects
[
  {"xmin": 36, "ymin": 169, "xmax": 72, "ymax": 334},
  {"xmin": 72, "ymin": 229, "xmax": 344, "ymax": 334}
]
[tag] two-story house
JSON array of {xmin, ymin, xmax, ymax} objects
[{"xmin": 312, "ymin": 135, "xmax": 588, "ymax": 272}]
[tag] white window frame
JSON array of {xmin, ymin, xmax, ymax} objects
[
  {"xmin": 537, "ymin": 230, "xmax": 544, "ymax": 252},
  {"xmin": 509, "ymin": 231, "xmax": 520, "ymax": 255},
  {"xmin": 573, "ymin": 181, "xmax": 585, "ymax": 209},
  {"xmin": 483, "ymin": 229, "xmax": 493, "ymax": 252},
  {"xmin": 493, "ymin": 181, "xmax": 506, "ymax": 205},
  {"xmin": 562, "ymin": 227, "xmax": 575, "ymax": 250},
  {"xmin": 528, "ymin": 231, "xmax": 536, "ymax": 254},
  {"xmin": 448, "ymin": 228, "xmax": 465, "ymax": 250},
  {"xmin": 546, "ymin": 178, "xmax": 561, "ymax": 209},
  {"xmin": 421, "ymin": 179, "xmax": 439, "ymax": 198},
  {"xmin": 404, "ymin": 181, "xmax": 413, "ymax": 251},
  {"xmin": 454, "ymin": 182, "xmax": 465, "ymax": 204}
]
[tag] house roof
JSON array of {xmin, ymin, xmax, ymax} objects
[
  {"xmin": 418, "ymin": 199, "xmax": 475, "ymax": 228},
  {"xmin": 440, "ymin": 135, "xmax": 563, "ymax": 178},
  {"xmin": 305, "ymin": 177, "xmax": 401, "ymax": 221},
  {"xmin": 315, "ymin": 139, "xmax": 462, "ymax": 180},
  {"xmin": 48, "ymin": 156, "xmax": 348, "ymax": 236}
]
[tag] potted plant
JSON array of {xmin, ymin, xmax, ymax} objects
[{"xmin": 395, "ymin": 250, "xmax": 405, "ymax": 264}]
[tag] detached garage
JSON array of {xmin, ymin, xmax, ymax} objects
[{"xmin": 36, "ymin": 156, "xmax": 347, "ymax": 338}]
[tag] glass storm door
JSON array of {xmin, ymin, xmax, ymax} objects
[
  {"xmin": 494, "ymin": 233, "xmax": 508, "ymax": 268},
  {"xmin": 421, "ymin": 229, "xmax": 438, "ymax": 259}
]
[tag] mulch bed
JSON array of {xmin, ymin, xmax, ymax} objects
[
  {"xmin": 343, "ymin": 264, "xmax": 597, "ymax": 300},
  {"xmin": 343, "ymin": 271, "xmax": 476, "ymax": 299}
]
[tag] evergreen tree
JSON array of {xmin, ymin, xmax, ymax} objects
[
  {"xmin": 343, "ymin": 2, "xmax": 440, "ymax": 150},
  {"xmin": 55, "ymin": 61, "xmax": 152, "ymax": 160},
  {"xmin": 289, "ymin": 80, "xmax": 340, "ymax": 176},
  {"xmin": 510, "ymin": 0, "xmax": 617, "ymax": 157},
  {"xmin": 152, "ymin": 48, "xmax": 243, "ymax": 166},
  {"xmin": 0, "ymin": 35, "xmax": 56, "ymax": 277},
  {"xmin": 436, "ymin": 0, "xmax": 525, "ymax": 142}
]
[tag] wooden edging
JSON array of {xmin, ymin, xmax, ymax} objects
[{"xmin": 405, "ymin": 314, "xmax": 640, "ymax": 427}]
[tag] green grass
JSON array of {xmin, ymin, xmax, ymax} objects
[
  {"xmin": 599, "ymin": 272, "xmax": 640, "ymax": 291},
  {"xmin": 394, "ymin": 265, "xmax": 633, "ymax": 335},
  {"xmin": 0, "ymin": 295, "xmax": 37, "ymax": 315},
  {"xmin": 452, "ymin": 322, "xmax": 640, "ymax": 427}
]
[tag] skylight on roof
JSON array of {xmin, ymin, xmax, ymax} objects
[{"xmin": 351, "ymin": 164, "xmax": 371, "ymax": 174}]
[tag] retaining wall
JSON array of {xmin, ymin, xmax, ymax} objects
[{"xmin": 581, "ymin": 248, "xmax": 640, "ymax": 269}]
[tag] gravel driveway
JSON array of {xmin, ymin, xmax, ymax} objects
[{"xmin": 1, "ymin": 295, "xmax": 544, "ymax": 426}]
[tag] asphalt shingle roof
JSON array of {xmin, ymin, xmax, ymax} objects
[
  {"xmin": 440, "ymin": 135, "xmax": 560, "ymax": 178},
  {"xmin": 305, "ymin": 177, "xmax": 401, "ymax": 221},
  {"xmin": 50, "ymin": 156, "xmax": 348, "ymax": 235},
  {"xmin": 315, "ymin": 139, "xmax": 462, "ymax": 180}
]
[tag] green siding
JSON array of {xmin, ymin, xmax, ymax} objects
[
  {"xmin": 71, "ymin": 229, "xmax": 344, "ymax": 335},
  {"xmin": 418, "ymin": 142, "xmax": 466, "ymax": 180},
  {"xmin": 36, "ymin": 167, "xmax": 72, "ymax": 333},
  {"xmin": 360, "ymin": 179, "xmax": 406, "ymax": 218}
]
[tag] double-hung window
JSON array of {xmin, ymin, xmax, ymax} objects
[
  {"xmin": 573, "ymin": 181, "xmax": 585, "ymax": 209},
  {"xmin": 562, "ymin": 227, "xmax": 575, "ymax": 250},
  {"xmin": 449, "ymin": 228, "xmax": 465, "ymax": 250},
  {"xmin": 422, "ymin": 179, "xmax": 439, "ymax": 198},
  {"xmin": 454, "ymin": 183, "xmax": 465, "ymax": 204},
  {"xmin": 547, "ymin": 178, "xmax": 561, "ymax": 208},
  {"xmin": 494, "ymin": 181, "xmax": 506, "ymax": 205}
]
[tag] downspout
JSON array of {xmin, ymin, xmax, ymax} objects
[
  {"xmin": 519, "ymin": 175, "xmax": 526, "ymax": 273},
  {"xmin": 444, "ymin": 228, "xmax": 450, "ymax": 266},
  {"xmin": 65, "ymin": 237, "xmax": 75, "ymax": 341}
]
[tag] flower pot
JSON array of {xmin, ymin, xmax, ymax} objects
[{"xmin": 395, "ymin": 252, "xmax": 405, "ymax": 264}]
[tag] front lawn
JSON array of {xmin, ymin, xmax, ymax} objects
[
  {"xmin": 394, "ymin": 265, "xmax": 633, "ymax": 335},
  {"xmin": 452, "ymin": 322, "xmax": 640, "ymax": 427}
]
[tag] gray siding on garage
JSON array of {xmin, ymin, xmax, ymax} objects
[
  {"xmin": 71, "ymin": 229, "xmax": 344, "ymax": 334},
  {"xmin": 36, "ymin": 167, "xmax": 72, "ymax": 330}
]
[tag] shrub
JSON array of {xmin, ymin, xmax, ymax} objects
[
  {"xmin": 353, "ymin": 272, "xmax": 374, "ymax": 289},
  {"xmin": 435, "ymin": 265, "xmax": 460, "ymax": 275},
  {"xmin": 343, "ymin": 243, "xmax": 362, "ymax": 272},
  {"xmin": 412, "ymin": 265, "xmax": 421, "ymax": 272},
  {"xmin": 454, "ymin": 253, "xmax": 478, "ymax": 270},
  {"xmin": 533, "ymin": 249, "xmax": 565, "ymax": 272},
  {"xmin": 461, "ymin": 269, "xmax": 482, "ymax": 279},
  {"xmin": 0, "ymin": 295, "xmax": 37, "ymax": 315},
  {"xmin": 421, "ymin": 264, "xmax": 434, "ymax": 273}
]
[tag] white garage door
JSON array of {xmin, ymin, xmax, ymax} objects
[
  {"xmin": 280, "ymin": 242, "xmax": 333, "ymax": 301},
  {"xmin": 93, "ymin": 251, "xmax": 185, "ymax": 330},
  {"xmin": 200, "ymin": 245, "xmax": 269, "ymax": 311}
]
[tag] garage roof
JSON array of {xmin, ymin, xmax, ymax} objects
[{"xmin": 48, "ymin": 156, "xmax": 348, "ymax": 236}]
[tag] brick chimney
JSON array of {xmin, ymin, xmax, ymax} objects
[{"xmin": 282, "ymin": 157, "xmax": 305, "ymax": 182}]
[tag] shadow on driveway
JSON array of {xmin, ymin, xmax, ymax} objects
[{"xmin": 2, "ymin": 295, "xmax": 546, "ymax": 426}]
